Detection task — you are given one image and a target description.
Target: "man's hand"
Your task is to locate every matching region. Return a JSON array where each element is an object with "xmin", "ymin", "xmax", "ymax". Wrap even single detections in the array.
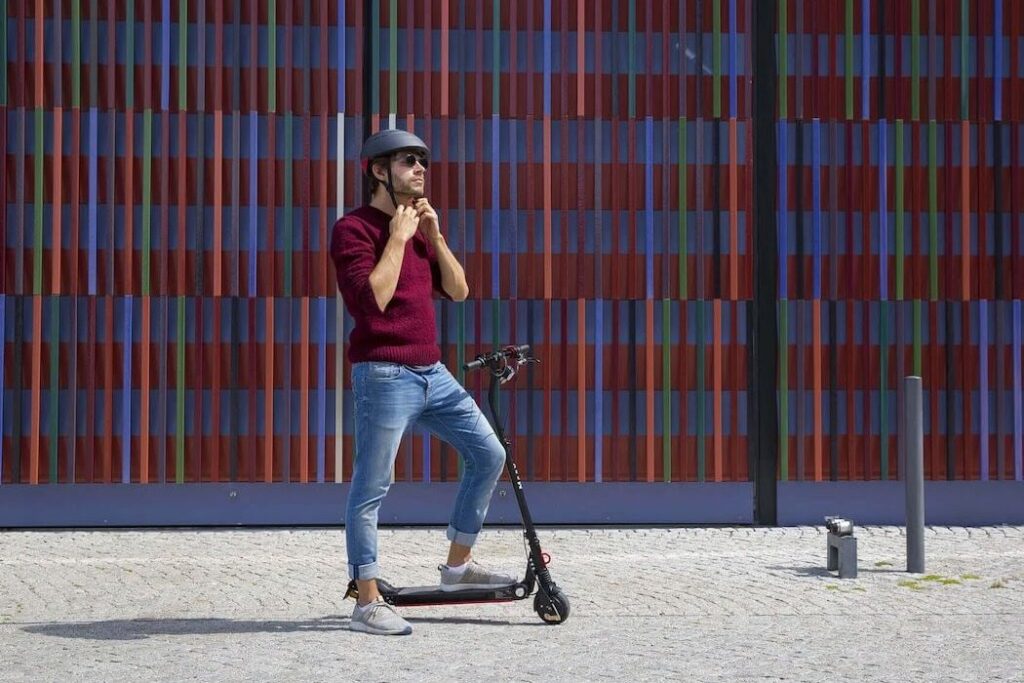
[
  {"xmin": 389, "ymin": 204, "xmax": 420, "ymax": 244},
  {"xmin": 414, "ymin": 198, "xmax": 442, "ymax": 242}
]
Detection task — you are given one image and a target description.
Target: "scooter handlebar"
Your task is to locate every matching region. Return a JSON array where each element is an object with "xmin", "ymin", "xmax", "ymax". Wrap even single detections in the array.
[{"xmin": 463, "ymin": 344, "xmax": 532, "ymax": 371}]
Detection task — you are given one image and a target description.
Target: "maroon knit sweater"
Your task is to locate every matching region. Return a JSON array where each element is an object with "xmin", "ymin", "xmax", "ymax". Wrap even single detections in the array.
[{"xmin": 330, "ymin": 205, "xmax": 449, "ymax": 365}]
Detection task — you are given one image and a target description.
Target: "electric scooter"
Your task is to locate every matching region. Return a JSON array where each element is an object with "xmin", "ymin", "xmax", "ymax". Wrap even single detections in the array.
[{"xmin": 344, "ymin": 344, "xmax": 570, "ymax": 625}]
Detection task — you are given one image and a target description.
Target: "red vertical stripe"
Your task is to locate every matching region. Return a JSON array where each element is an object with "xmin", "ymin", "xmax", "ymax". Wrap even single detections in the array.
[
  {"xmin": 300, "ymin": 298, "xmax": 310, "ymax": 483},
  {"xmin": 712, "ymin": 299, "xmax": 723, "ymax": 482},
  {"xmin": 577, "ymin": 298, "xmax": 586, "ymax": 482},
  {"xmin": 51, "ymin": 110, "xmax": 63, "ymax": 294},
  {"xmin": 264, "ymin": 301, "xmax": 275, "ymax": 482},
  {"xmin": 214, "ymin": 112, "xmax": 224, "ymax": 296},
  {"xmin": 729, "ymin": 118, "xmax": 738, "ymax": 300},
  {"xmin": 961, "ymin": 120, "xmax": 970, "ymax": 301},
  {"xmin": 103, "ymin": 298, "xmax": 113, "ymax": 482}
]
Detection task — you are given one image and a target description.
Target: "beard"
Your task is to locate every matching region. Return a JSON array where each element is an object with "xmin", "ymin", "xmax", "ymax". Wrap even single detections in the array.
[{"xmin": 391, "ymin": 175, "xmax": 425, "ymax": 200}]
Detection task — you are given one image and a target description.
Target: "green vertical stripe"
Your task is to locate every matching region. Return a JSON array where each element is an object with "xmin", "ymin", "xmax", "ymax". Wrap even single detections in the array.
[
  {"xmin": 268, "ymin": 0, "xmax": 277, "ymax": 112},
  {"xmin": 911, "ymin": 0, "xmax": 919, "ymax": 120},
  {"xmin": 662, "ymin": 299, "xmax": 671, "ymax": 482},
  {"xmin": 72, "ymin": 0, "xmax": 81, "ymax": 107},
  {"xmin": 179, "ymin": 0, "xmax": 188, "ymax": 109},
  {"xmin": 176, "ymin": 296, "xmax": 186, "ymax": 483},
  {"xmin": 125, "ymin": 1, "xmax": 134, "ymax": 108},
  {"xmin": 49, "ymin": 301, "xmax": 59, "ymax": 483},
  {"xmin": 779, "ymin": 301, "xmax": 789, "ymax": 480},
  {"xmin": 696, "ymin": 302, "xmax": 705, "ymax": 482},
  {"xmin": 492, "ymin": 1, "xmax": 500, "ymax": 112},
  {"xmin": 913, "ymin": 299, "xmax": 922, "ymax": 375},
  {"xmin": 283, "ymin": 114, "xmax": 293, "ymax": 296},
  {"xmin": 960, "ymin": 0, "xmax": 968, "ymax": 120},
  {"xmin": 389, "ymin": 0, "xmax": 397, "ymax": 115},
  {"xmin": 845, "ymin": 0, "xmax": 853, "ymax": 120},
  {"xmin": 0, "ymin": 1, "xmax": 7, "ymax": 105},
  {"xmin": 880, "ymin": 301, "xmax": 889, "ymax": 480},
  {"xmin": 628, "ymin": 0, "xmax": 635, "ymax": 118},
  {"xmin": 895, "ymin": 120, "xmax": 905, "ymax": 299},
  {"xmin": 142, "ymin": 110, "xmax": 153, "ymax": 295},
  {"xmin": 34, "ymin": 108, "xmax": 44, "ymax": 294},
  {"xmin": 679, "ymin": 118, "xmax": 687, "ymax": 298},
  {"xmin": 713, "ymin": 0, "xmax": 721, "ymax": 118},
  {"xmin": 928, "ymin": 120, "xmax": 938, "ymax": 300},
  {"xmin": 371, "ymin": 0, "xmax": 379, "ymax": 115},
  {"xmin": 778, "ymin": 0, "xmax": 787, "ymax": 119}
]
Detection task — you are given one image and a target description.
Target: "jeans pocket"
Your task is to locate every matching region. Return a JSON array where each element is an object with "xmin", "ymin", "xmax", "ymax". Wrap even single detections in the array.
[{"xmin": 365, "ymin": 362, "xmax": 403, "ymax": 380}]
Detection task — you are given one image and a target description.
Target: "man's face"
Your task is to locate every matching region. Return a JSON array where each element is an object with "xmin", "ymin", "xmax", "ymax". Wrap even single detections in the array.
[{"xmin": 375, "ymin": 150, "xmax": 427, "ymax": 198}]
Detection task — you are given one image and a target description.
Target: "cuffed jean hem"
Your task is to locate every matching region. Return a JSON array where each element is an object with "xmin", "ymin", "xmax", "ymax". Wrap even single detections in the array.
[
  {"xmin": 348, "ymin": 561, "xmax": 381, "ymax": 581},
  {"xmin": 447, "ymin": 525, "xmax": 479, "ymax": 547}
]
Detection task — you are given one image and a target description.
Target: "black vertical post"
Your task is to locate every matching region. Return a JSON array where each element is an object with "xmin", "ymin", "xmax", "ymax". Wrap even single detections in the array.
[{"xmin": 751, "ymin": 0, "xmax": 779, "ymax": 525}]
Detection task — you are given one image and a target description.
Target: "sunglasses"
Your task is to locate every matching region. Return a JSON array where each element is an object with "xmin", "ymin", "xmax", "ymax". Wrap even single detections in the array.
[{"xmin": 395, "ymin": 152, "xmax": 429, "ymax": 169}]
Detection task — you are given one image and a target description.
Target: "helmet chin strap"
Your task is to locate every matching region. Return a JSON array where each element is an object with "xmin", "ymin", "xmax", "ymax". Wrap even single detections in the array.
[{"xmin": 385, "ymin": 165, "xmax": 400, "ymax": 208}]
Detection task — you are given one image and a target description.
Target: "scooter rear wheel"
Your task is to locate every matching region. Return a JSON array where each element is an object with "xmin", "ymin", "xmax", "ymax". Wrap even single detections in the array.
[{"xmin": 533, "ymin": 587, "xmax": 570, "ymax": 625}]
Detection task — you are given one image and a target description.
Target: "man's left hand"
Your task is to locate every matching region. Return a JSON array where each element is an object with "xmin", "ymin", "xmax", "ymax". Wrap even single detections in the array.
[{"xmin": 414, "ymin": 198, "xmax": 442, "ymax": 242}]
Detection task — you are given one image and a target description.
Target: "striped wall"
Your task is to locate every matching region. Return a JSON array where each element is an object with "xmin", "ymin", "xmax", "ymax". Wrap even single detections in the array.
[{"xmin": 0, "ymin": 1, "xmax": 1021, "ymax": 497}]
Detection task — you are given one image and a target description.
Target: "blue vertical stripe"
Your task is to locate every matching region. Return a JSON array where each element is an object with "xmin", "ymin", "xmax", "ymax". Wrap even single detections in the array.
[
  {"xmin": 879, "ymin": 119, "xmax": 888, "ymax": 300},
  {"xmin": 980, "ymin": 300, "xmax": 989, "ymax": 480},
  {"xmin": 248, "ymin": 113, "xmax": 258, "ymax": 297},
  {"xmin": 645, "ymin": 117, "xmax": 654, "ymax": 299},
  {"xmin": 88, "ymin": 109, "xmax": 98, "ymax": 295},
  {"xmin": 778, "ymin": 121, "xmax": 788, "ymax": 298},
  {"xmin": 316, "ymin": 297, "xmax": 326, "ymax": 483},
  {"xmin": 122, "ymin": 297, "xmax": 133, "ymax": 484},
  {"xmin": 812, "ymin": 118, "xmax": 822, "ymax": 299}
]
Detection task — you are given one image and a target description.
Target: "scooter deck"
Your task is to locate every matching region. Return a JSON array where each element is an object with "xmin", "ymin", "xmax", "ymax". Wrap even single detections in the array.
[{"xmin": 346, "ymin": 578, "xmax": 530, "ymax": 606}]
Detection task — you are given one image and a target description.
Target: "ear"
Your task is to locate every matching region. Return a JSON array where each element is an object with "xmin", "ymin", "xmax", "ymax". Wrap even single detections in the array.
[{"xmin": 371, "ymin": 158, "xmax": 390, "ymax": 183}]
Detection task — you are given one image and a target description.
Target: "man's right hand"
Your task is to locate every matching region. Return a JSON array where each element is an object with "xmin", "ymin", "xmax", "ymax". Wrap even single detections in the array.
[{"xmin": 389, "ymin": 205, "xmax": 420, "ymax": 244}]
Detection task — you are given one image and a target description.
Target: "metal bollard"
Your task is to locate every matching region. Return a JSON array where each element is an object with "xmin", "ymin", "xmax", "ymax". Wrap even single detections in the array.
[
  {"xmin": 825, "ymin": 517, "xmax": 857, "ymax": 579},
  {"xmin": 904, "ymin": 376, "xmax": 925, "ymax": 573}
]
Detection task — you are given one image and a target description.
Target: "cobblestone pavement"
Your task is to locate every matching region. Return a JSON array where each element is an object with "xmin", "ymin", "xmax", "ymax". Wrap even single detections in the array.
[{"xmin": 1, "ymin": 525, "xmax": 1022, "ymax": 682}]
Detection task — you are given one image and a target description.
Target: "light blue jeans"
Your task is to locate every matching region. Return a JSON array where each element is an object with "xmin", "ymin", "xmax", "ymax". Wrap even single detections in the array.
[{"xmin": 346, "ymin": 361, "xmax": 507, "ymax": 580}]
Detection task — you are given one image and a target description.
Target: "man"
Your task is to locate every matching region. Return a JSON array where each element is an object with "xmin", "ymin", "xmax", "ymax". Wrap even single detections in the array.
[{"xmin": 330, "ymin": 129, "xmax": 515, "ymax": 636}]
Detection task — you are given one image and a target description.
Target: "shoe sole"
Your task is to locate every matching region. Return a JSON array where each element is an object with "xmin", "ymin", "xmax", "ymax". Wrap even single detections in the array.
[
  {"xmin": 439, "ymin": 582, "xmax": 516, "ymax": 592},
  {"xmin": 349, "ymin": 620, "xmax": 413, "ymax": 636}
]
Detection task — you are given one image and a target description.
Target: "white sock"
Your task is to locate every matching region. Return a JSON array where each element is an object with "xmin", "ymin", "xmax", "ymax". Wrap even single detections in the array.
[{"xmin": 444, "ymin": 562, "xmax": 470, "ymax": 575}]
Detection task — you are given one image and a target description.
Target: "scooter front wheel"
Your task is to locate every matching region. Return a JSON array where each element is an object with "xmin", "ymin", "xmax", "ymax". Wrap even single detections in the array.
[{"xmin": 533, "ymin": 587, "xmax": 570, "ymax": 625}]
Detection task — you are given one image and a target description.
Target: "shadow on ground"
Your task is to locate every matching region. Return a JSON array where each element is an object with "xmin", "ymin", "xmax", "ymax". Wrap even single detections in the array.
[{"xmin": 21, "ymin": 614, "xmax": 531, "ymax": 640}]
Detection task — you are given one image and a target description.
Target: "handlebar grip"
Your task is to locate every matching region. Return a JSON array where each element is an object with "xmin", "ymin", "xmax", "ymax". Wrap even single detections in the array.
[{"xmin": 462, "ymin": 344, "xmax": 532, "ymax": 371}]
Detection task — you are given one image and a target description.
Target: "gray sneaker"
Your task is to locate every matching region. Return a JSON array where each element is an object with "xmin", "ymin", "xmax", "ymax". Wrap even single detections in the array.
[
  {"xmin": 439, "ymin": 561, "xmax": 517, "ymax": 592},
  {"xmin": 349, "ymin": 599, "xmax": 413, "ymax": 636}
]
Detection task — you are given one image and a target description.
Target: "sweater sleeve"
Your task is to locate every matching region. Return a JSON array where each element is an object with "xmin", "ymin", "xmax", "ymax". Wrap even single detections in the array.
[
  {"xmin": 330, "ymin": 218, "xmax": 380, "ymax": 313},
  {"xmin": 428, "ymin": 243, "xmax": 454, "ymax": 301}
]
